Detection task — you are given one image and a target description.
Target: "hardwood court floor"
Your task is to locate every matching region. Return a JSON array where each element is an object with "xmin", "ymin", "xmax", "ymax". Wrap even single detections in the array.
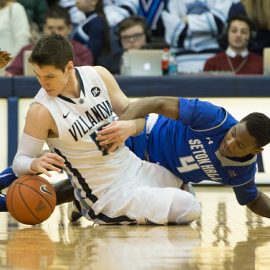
[{"xmin": 1, "ymin": 186, "xmax": 270, "ymax": 270}]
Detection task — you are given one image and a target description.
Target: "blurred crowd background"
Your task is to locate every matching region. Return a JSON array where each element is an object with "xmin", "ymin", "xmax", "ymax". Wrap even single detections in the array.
[{"xmin": 1, "ymin": 0, "xmax": 270, "ymax": 76}]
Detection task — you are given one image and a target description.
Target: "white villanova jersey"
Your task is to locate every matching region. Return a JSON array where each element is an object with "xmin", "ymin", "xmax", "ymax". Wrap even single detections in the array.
[{"xmin": 33, "ymin": 67, "xmax": 142, "ymax": 196}]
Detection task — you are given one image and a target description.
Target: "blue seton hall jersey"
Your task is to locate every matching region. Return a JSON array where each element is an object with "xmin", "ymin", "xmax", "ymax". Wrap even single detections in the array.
[{"xmin": 126, "ymin": 98, "xmax": 258, "ymax": 205}]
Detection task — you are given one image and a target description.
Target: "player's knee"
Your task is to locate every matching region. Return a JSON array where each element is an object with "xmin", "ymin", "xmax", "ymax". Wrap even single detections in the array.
[
  {"xmin": 168, "ymin": 191, "xmax": 201, "ymax": 224},
  {"xmin": 180, "ymin": 197, "xmax": 201, "ymax": 224}
]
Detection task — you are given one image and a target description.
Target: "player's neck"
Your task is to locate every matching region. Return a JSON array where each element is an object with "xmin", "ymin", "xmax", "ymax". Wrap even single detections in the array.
[{"xmin": 61, "ymin": 70, "xmax": 80, "ymax": 98}]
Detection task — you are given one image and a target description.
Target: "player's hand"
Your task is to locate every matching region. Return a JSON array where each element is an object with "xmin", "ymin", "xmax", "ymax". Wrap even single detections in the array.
[
  {"xmin": 97, "ymin": 120, "xmax": 136, "ymax": 152},
  {"xmin": 30, "ymin": 152, "xmax": 66, "ymax": 177},
  {"xmin": 0, "ymin": 50, "xmax": 12, "ymax": 69}
]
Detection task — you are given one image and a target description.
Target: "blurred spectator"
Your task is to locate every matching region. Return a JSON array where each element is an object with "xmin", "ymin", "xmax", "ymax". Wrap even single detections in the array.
[
  {"xmin": 103, "ymin": 0, "xmax": 138, "ymax": 27},
  {"xmin": 98, "ymin": 15, "xmax": 150, "ymax": 74},
  {"xmin": 241, "ymin": 0, "xmax": 270, "ymax": 56},
  {"xmin": 118, "ymin": 15, "xmax": 150, "ymax": 50},
  {"xmin": 161, "ymin": 0, "xmax": 246, "ymax": 73},
  {"xmin": 204, "ymin": 15, "xmax": 263, "ymax": 75},
  {"xmin": 103, "ymin": 1, "xmax": 167, "ymax": 50},
  {"xmin": 0, "ymin": 0, "xmax": 30, "ymax": 57},
  {"xmin": 58, "ymin": 0, "xmax": 86, "ymax": 29},
  {"xmin": 18, "ymin": 0, "xmax": 48, "ymax": 32},
  {"xmin": 72, "ymin": 0, "xmax": 110, "ymax": 64},
  {"xmin": 5, "ymin": 6, "xmax": 93, "ymax": 76},
  {"xmin": 138, "ymin": 0, "xmax": 167, "ymax": 46}
]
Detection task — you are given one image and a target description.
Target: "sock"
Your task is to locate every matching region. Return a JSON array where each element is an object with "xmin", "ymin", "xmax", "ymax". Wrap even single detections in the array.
[
  {"xmin": 0, "ymin": 194, "xmax": 7, "ymax": 212},
  {"xmin": 0, "ymin": 167, "xmax": 17, "ymax": 191}
]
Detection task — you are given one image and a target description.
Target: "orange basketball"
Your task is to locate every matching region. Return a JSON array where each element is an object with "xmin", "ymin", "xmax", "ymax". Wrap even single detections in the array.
[{"xmin": 6, "ymin": 175, "xmax": 57, "ymax": 225}]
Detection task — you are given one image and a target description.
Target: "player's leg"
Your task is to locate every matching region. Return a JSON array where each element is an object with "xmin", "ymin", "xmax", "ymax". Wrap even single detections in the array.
[
  {"xmin": 53, "ymin": 179, "xmax": 75, "ymax": 205},
  {"xmin": 168, "ymin": 188, "xmax": 200, "ymax": 224},
  {"xmin": 75, "ymin": 162, "xmax": 200, "ymax": 225},
  {"xmin": 53, "ymin": 178, "xmax": 82, "ymax": 221},
  {"xmin": 0, "ymin": 167, "xmax": 17, "ymax": 212},
  {"xmin": 80, "ymin": 185, "xmax": 200, "ymax": 225},
  {"xmin": 0, "ymin": 167, "xmax": 17, "ymax": 191}
]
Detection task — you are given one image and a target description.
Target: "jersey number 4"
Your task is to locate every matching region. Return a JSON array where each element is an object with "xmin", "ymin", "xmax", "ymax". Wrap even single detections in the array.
[{"xmin": 177, "ymin": 156, "xmax": 199, "ymax": 173}]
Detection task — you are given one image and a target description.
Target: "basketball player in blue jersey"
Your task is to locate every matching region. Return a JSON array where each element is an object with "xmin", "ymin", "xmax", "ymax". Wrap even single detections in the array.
[
  {"xmin": 1, "ymin": 34, "xmax": 201, "ymax": 225},
  {"xmin": 96, "ymin": 96, "xmax": 270, "ymax": 219}
]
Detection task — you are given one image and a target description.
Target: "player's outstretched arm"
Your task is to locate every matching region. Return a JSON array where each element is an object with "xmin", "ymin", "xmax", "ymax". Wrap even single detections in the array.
[
  {"xmin": 120, "ymin": 96, "xmax": 180, "ymax": 120},
  {"xmin": 247, "ymin": 191, "xmax": 270, "ymax": 218},
  {"xmin": 13, "ymin": 103, "xmax": 65, "ymax": 177}
]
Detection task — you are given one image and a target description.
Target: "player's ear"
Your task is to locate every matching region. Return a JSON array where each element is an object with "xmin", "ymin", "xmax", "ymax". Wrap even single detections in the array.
[
  {"xmin": 252, "ymin": 147, "xmax": 263, "ymax": 155},
  {"xmin": 65, "ymin": 61, "xmax": 74, "ymax": 72}
]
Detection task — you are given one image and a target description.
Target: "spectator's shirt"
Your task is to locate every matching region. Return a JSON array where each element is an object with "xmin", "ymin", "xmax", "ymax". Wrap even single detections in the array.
[
  {"xmin": 126, "ymin": 97, "xmax": 258, "ymax": 205},
  {"xmin": 5, "ymin": 40, "xmax": 93, "ymax": 76},
  {"xmin": 72, "ymin": 11, "xmax": 107, "ymax": 63},
  {"xmin": 160, "ymin": 0, "xmax": 246, "ymax": 72},
  {"xmin": 204, "ymin": 50, "xmax": 263, "ymax": 75}
]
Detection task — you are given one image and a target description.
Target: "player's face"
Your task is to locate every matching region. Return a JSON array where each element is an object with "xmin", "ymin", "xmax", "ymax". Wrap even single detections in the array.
[
  {"xmin": 228, "ymin": 20, "xmax": 250, "ymax": 52},
  {"xmin": 219, "ymin": 122, "xmax": 261, "ymax": 158},
  {"xmin": 33, "ymin": 62, "xmax": 73, "ymax": 97}
]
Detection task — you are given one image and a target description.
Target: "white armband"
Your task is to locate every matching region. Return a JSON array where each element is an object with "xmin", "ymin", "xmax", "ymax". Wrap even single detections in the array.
[{"xmin": 12, "ymin": 133, "xmax": 45, "ymax": 177}]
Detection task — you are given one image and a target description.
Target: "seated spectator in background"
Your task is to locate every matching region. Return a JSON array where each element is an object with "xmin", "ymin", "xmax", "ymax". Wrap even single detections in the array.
[
  {"xmin": 241, "ymin": 0, "xmax": 270, "ymax": 56},
  {"xmin": 72, "ymin": 0, "xmax": 110, "ymax": 64},
  {"xmin": 103, "ymin": 1, "xmax": 167, "ymax": 51},
  {"xmin": 161, "ymin": 0, "xmax": 246, "ymax": 73},
  {"xmin": 0, "ymin": 0, "xmax": 30, "ymax": 75},
  {"xmin": 58, "ymin": 0, "xmax": 86, "ymax": 30},
  {"xmin": 5, "ymin": 6, "xmax": 93, "ymax": 76},
  {"xmin": 118, "ymin": 15, "xmax": 149, "ymax": 51},
  {"xmin": 0, "ymin": 51, "xmax": 12, "ymax": 69},
  {"xmin": 18, "ymin": 0, "xmax": 48, "ymax": 32},
  {"xmin": 98, "ymin": 15, "xmax": 150, "ymax": 74},
  {"xmin": 137, "ymin": 0, "xmax": 167, "ymax": 47},
  {"xmin": 103, "ymin": 0, "xmax": 138, "ymax": 28},
  {"xmin": 204, "ymin": 15, "xmax": 263, "ymax": 75}
]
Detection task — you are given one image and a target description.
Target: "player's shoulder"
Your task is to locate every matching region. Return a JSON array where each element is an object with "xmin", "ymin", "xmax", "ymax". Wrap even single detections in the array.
[{"xmin": 28, "ymin": 102, "xmax": 51, "ymax": 119}]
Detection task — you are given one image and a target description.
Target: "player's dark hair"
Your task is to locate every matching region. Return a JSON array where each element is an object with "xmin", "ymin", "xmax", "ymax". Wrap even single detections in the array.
[
  {"xmin": 240, "ymin": 112, "xmax": 270, "ymax": 147},
  {"xmin": 29, "ymin": 33, "xmax": 74, "ymax": 72}
]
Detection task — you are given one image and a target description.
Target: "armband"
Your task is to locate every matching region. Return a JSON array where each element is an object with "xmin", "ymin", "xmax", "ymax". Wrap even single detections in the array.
[{"xmin": 12, "ymin": 133, "xmax": 45, "ymax": 176}]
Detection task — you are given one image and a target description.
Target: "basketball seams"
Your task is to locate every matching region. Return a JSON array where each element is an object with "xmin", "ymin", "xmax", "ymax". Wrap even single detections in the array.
[
  {"xmin": 18, "ymin": 183, "xmax": 42, "ymax": 223},
  {"xmin": 6, "ymin": 175, "xmax": 57, "ymax": 225},
  {"xmin": 20, "ymin": 181, "xmax": 56, "ymax": 212},
  {"xmin": 7, "ymin": 182, "xmax": 18, "ymax": 220}
]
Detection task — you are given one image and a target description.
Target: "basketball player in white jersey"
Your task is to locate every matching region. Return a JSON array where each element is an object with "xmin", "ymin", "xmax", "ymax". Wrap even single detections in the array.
[{"xmin": 11, "ymin": 34, "xmax": 200, "ymax": 225}]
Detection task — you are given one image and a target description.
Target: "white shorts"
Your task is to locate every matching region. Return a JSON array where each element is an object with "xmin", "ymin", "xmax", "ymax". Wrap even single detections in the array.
[{"xmin": 74, "ymin": 161, "xmax": 198, "ymax": 225}]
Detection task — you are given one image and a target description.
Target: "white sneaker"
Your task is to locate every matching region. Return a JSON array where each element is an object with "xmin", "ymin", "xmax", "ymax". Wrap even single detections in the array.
[
  {"xmin": 67, "ymin": 201, "xmax": 82, "ymax": 222},
  {"xmin": 181, "ymin": 183, "xmax": 196, "ymax": 197}
]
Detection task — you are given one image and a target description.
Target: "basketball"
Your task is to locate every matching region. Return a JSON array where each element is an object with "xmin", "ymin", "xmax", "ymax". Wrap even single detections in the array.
[{"xmin": 6, "ymin": 175, "xmax": 57, "ymax": 225}]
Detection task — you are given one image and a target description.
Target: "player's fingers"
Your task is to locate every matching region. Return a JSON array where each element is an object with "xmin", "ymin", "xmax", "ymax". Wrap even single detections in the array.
[
  {"xmin": 35, "ymin": 166, "xmax": 52, "ymax": 177},
  {"xmin": 43, "ymin": 154, "xmax": 65, "ymax": 167},
  {"xmin": 107, "ymin": 143, "xmax": 119, "ymax": 153}
]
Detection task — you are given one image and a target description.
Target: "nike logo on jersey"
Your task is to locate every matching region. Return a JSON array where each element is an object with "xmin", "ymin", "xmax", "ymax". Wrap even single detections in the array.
[
  {"xmin": 206, "ymin": 137, "xmax": 213, "ymax": 144},
  {"xmin": 63, "ymin": 112, "xmax": 70, "ymax": 118},
  {"xmin": 91, "ymin": 87, "xmax": 101, "ymax": 97},
  {"xmin": 40, "ymin": 185, "xmax": 53, "ymax": 196}
]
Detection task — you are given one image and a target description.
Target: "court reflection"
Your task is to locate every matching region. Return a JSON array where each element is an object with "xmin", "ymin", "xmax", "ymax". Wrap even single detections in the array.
[
  {"xmin": 66, "ymin": 224, "xmax": 201, "ymax": 270},
  {"xmin": 190, "ymin": 187, "xmax": 270, "ymax": 270},
  {"xmin": 3, "ymin": 228, "xmax": 55, "ymax": 269}
]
